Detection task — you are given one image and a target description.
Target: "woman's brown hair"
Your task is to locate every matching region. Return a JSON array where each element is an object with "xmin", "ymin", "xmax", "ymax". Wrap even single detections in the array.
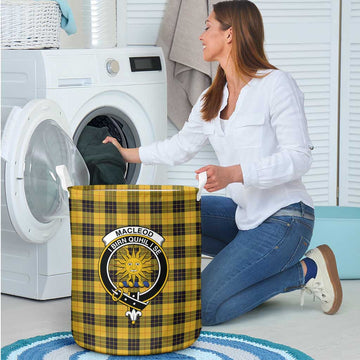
[{"xmin": 201, "ymin": 0, "xmax": 277, "ymax": 121}]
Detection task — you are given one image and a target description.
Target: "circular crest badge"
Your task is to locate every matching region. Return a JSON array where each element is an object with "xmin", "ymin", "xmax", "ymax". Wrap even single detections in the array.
[{"xmin": 99, "ymin": 226, "xmax": 169, "ymax": 323}]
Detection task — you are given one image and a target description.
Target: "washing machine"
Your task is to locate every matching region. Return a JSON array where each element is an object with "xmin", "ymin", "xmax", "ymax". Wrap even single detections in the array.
[{"xmin": 1, "ymin": 47, "xmax": 167, "ymax": 300}]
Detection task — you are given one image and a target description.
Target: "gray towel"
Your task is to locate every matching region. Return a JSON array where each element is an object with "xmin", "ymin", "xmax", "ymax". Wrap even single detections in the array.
[{"xmin": 157, "ymin": 0, "xmax": 218, "ymax": 130}]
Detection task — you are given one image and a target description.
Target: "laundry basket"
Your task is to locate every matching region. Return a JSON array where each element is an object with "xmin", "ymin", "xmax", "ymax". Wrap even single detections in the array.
[
  {"xmin": 1, "ymin": 0, "xmax": 61, "ymax": 49},
  {"xmin": 68, "ymin": 184, "xmax": 202, "ymax": 355}
]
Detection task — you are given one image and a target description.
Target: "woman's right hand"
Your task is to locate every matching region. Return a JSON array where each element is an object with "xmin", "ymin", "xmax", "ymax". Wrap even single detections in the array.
[
  {"xmin": 103, "ymin": 136, "xmax": 122, "ymax": 152},
  {"xmin": 102, "ymin": 136, "xmax": 141, "ymax": 163}
]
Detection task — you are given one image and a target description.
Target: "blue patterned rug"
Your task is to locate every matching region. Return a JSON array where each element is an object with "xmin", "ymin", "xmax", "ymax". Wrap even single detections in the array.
[{"xmin": 1, "ymin": 331, "xmax": 314, "ymax": 360}]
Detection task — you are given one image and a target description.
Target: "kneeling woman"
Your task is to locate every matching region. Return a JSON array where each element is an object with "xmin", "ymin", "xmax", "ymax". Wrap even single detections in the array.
[{"xmin": 103, "ymin": 0, "xmax": 342, "ymax": 325}]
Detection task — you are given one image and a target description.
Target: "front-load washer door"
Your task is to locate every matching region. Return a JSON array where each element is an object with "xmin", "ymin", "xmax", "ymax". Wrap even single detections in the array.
[{"xmin": 2, "ymin": 99, "xmax": 89, "ymax": 244}]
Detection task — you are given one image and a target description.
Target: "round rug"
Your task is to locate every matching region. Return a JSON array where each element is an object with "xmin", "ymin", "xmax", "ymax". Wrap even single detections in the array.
[{"xmin": 1, "ymin": 331, "xmax": 314, "ymax": 360}]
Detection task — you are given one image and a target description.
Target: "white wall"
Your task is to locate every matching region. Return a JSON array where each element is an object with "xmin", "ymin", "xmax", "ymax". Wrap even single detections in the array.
[
  {"xmin": 59, "ymin": 0, "xmax": 85, "ymax": 48},
  {"xmin": 59, "ymin": 0, "xmax": 166, "ymax": 48},
  {"xmin": 339, "ymin": 0, "xmax": 360, "ymax": 206}
]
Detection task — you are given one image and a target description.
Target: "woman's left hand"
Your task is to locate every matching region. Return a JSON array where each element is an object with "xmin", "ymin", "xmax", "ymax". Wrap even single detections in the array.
[{"xmin": 195, "ymin": 164, "xmax": 243, "ymax": 192}]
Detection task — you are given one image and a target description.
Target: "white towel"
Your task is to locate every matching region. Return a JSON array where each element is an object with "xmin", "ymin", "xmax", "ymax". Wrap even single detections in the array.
[{"xmin": 157, "ymin": 0, "xmax": 218, "ymax": 130}]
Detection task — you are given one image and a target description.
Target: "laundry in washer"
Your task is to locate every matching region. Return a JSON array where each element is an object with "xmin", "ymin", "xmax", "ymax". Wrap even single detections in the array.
[{"xmin": 77, "ymin": 125, "xmax": 126, "ymax": 185}]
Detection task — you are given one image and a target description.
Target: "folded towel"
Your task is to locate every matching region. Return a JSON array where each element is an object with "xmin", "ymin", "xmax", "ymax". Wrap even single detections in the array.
[{"xmin": 35, "ymin": 0, "xmax": 77, "ymax": 35}]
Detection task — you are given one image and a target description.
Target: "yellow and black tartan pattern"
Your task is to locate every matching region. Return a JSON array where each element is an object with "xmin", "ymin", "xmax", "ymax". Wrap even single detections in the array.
[{"xmin": 68, "ymin": 185, "xmax": 202, "ymax": 356}]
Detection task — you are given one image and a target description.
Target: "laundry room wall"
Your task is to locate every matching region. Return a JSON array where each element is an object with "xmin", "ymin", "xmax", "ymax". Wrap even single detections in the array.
[
  {"xmin": 60, "ymin": 0, "xmax": 360, "ymax": 207},
  {"xmin": 59, "ymin": 0, "xmax": 84, "ymax": 48},
  {"xmin": 59, "ymin": 0, "xmax": 167, "ymax": 48}
]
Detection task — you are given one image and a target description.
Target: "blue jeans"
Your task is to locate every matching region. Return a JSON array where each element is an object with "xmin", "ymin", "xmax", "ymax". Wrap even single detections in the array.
[{"xmin": 201, "ymin": 196, "xmax": 314, "ymax": 325}]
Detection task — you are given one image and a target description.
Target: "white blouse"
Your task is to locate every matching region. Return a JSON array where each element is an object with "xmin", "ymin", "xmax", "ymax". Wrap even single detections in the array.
[{"xmin": 139, "ymin": 69, "xmax": 314, "ymax": 230}]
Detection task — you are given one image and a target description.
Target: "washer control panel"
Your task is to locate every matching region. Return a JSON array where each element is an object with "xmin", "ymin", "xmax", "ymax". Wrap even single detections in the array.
[
  {"xmin": 106, "ymin": 59, "xmax": 120, "ymax": 76},
  {"xmin": 129, "ymin": 56, "xmax": 162, "ymax": 72}
]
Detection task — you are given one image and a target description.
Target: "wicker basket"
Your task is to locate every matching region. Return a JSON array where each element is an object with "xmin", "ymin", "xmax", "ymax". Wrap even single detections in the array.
[{"xmin": 1, "ymin": 0, "xmax": 61, "ymax": 49}]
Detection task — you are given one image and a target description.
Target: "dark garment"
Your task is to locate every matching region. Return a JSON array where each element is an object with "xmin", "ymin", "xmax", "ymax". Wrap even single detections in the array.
[{"xmin": 77, "ymin": 126, "xmax": 126, "ymax": 185}]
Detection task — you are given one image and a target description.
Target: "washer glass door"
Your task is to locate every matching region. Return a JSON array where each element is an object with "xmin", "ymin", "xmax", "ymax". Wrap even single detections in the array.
[
  {"xmin": 24, "ymin": 120, "xmax": 89, "ymax": 223},
  {"xmin": 2, "ymin": 99, "xmax": 89, "ymax": 243}
]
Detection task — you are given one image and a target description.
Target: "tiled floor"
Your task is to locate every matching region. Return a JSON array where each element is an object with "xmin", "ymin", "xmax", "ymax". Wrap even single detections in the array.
[{"xmin": 1, "ymin": 277, "xmax": 359, "ymax": 359}]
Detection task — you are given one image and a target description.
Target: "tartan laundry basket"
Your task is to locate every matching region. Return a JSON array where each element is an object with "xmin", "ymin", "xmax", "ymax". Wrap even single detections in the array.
[{"xmin": 68, "ymin": 184, "xmax": 202, "ymax": 355}]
